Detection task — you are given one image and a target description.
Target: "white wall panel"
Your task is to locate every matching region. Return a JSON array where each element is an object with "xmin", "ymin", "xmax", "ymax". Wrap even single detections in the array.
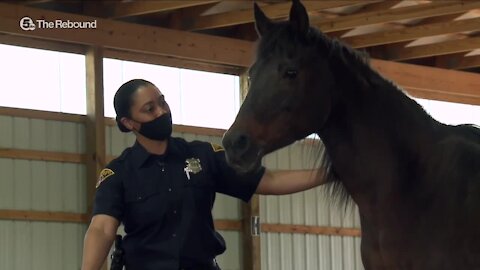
[
  {"xmin": 46, "ymin": 120, "xmax": 63, "ymax": 152},
  {"xmin": 0, "ymin": 115, "xmax": 87, "ymax": 270},
  {"xmin": 0, "ymin": 220, "xmax": 86, "ymax": 270},
  {"xmin": 216, "ymin": 230, "xmax": 242, "ymax": 270},
  {"xmin": 260, "ymin": 141, "xmax": 364, "ymax": 270},
  {"xmin": 0, "ymin": 220, "xmax": 15, "ymax": 269},
  {"xmin": 0, "ymin": 115, "xmax": 13, "ymax": 147},
  {"xmin": 0, "ymin": 116, "xmax": 84, "ymax": 153}
]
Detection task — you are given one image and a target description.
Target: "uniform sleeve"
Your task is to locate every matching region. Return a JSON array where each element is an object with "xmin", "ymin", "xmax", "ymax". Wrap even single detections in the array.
[
  {"xmin": 209, "ymin": 143, "xmax": 266, "ymax": 202},
  {"xmin": 92, "ymin": 165, "xmax": 124, "ymax": 221}
]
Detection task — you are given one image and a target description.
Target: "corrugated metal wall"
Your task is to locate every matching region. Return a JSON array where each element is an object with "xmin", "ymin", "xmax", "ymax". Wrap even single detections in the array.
[
  {"xmin": 0, "ymin": 115, "xmax": 87, "ymax": 270},
  {"xmin": 0, "ymin": 115, "xmax": 364, "ymax": 270},
  {"xmin": 260, "ymin": 141, "xmax": 364, "ymax": 270}
]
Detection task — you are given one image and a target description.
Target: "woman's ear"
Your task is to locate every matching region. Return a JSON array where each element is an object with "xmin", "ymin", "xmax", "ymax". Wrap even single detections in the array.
[{"xmin": 120, "ymin": 117, "xmax": 135, "ymax": 131}]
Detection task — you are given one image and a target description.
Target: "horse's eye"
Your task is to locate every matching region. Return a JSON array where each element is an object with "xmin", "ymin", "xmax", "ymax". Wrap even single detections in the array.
[{"xmin": 284, "ymin": 69, "xmax": 298, "ymax": 79}]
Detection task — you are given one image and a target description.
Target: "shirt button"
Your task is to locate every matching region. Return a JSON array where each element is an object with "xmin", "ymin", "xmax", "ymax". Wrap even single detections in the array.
[
  {"xmin": 173, "ymin": 210, "xmax": 177, "ymax": 214},
  {"xmin": 172, "ymin": 233, "xmax": 176, "ymax": 237},
  {"xmin": 168, "ymin": 188, "xmax": 172, "ymax": 192}
]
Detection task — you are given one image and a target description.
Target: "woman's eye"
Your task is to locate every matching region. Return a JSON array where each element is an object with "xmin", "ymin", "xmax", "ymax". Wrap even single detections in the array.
[{"xmin": 284, "ymin": 69, "xmax": 298, "ymax": 79}]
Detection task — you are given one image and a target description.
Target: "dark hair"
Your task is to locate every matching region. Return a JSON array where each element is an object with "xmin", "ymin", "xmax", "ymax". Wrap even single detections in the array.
[{"xmin": 114, "ymin": 79, "xmax": 154, "ymax": 132}]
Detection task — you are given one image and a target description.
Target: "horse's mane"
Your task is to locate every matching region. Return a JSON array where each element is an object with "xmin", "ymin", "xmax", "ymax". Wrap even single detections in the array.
[{"xmin": 307, "ymin": 27, "xmax": 443, "ymax": 211}]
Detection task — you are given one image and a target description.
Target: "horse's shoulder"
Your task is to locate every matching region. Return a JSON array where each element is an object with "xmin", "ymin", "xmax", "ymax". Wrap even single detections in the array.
[
  {"xmin": 454, "ymin": 124, "xmax": 480, "ymax": 137},
  {"xmin": 427, "ymin": 125, "xmax": 480, "ymax": 174},
  {"xmin": 437, "ymin": 124, "xmax": 480, "ymax": 148}
]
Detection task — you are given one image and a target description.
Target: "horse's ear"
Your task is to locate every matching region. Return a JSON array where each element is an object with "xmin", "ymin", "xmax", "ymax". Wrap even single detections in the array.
[
  {"xmin": 254, "ymin": 2, "xmax": 273, "ymax": 37},
  {"xmin": 289, "ymin": 0, "xmax": 309, "ymax": 36}
]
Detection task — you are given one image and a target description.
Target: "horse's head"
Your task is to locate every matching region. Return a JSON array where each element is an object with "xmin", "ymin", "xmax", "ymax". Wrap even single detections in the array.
[{"xmin": 223, "ymin": 0, "xmax": 335, "ymax": 173}]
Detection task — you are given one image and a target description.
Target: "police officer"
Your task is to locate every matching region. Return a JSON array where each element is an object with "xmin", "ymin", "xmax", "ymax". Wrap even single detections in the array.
[{"xmin": 81, "ymin": 79, "xmax": 326, "ymax": 270}]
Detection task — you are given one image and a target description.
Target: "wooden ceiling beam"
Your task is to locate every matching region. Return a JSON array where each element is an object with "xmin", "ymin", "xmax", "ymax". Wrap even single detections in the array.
[
  {"xmin": 0, "ymin": 33, "xmax": 86, "ymax": 54},
  {"xmin": 0, "ymin": 2, "xmax": 253, "ymax": 66},
  {"xmin": 371, "ymin": 59, "xmax": 480, "ymax": 105},
  {"xmin": 106, "ymin": 1, "xmax": 220, "ymax": 19},
  {"xmin": 1, "ymin": 1, "xmax": 479, "ymax": 105},
  {"xmin": 414, "ymin": 12, "xmax": 466, "ymax": 25},
  {"xmin": 353, "ymin": 0, "xmax": 403, "ymax": 13},
  {"xmin": 342, "ymin": 17, "xmax": 480, "ymax": 48},
  {"xmin": 183, "ymin": 0, "xmax": 379, "ymax": 31},
  {"xmin": 383, "ymin": 36, "xmax": 480, "ymax": 61},
  {"xmin": 25, "ymin": 0, "xmax": 56, "ymax": 4},
  {"xmin": 315, "ymin": 1, "xmax": 480, "ymax": 33},
  {"xmin": 5, "ymin": 0, "xmax": 56, "ymax": 4},
  {"xmin": 435, "ymin": 53, "xmax": 480, "ymax": 70},
  {"xmin": 168, "ymin": 2, "xmax": 225, "ymax": 30}
]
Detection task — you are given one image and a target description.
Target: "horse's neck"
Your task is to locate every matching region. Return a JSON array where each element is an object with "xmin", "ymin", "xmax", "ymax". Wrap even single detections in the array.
[{"xmin": 319, "ymin": 66, "xmax": 440, "ymax": 204}]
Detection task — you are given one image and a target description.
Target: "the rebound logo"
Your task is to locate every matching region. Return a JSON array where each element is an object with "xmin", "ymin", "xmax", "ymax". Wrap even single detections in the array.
[{"xmin": 20, "ymin": 17, "xmax": 97, "ymax": 31}]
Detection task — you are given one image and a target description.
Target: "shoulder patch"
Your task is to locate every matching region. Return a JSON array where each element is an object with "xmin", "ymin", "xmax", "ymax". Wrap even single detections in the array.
[
  {"xmin": 96, "ymin": 168, "xmax": 115, "ymax": 188},
  {"xmin": 210, "ymin": 143, "xmax": 224, "ymax": 152}
]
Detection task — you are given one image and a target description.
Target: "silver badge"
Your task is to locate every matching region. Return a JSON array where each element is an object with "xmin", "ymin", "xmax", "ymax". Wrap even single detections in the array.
[{"xmin": 184, "ymin": 158, "xmax": 202, "ymax": 180}]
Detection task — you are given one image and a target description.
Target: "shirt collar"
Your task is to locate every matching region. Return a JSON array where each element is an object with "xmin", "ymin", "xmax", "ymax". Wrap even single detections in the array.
[{"xmin": 131, "ymin": 137, "xmax": 186, "ymax": 168}]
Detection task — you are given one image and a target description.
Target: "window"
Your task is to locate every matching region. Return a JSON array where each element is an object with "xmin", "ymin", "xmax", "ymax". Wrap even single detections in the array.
[
  {"xmin": 179, "ymin": 69, "xmax": 240, "ymax": 129},
  {"xmin": 103, "ymin": 58, "xmax": 240, "ymax": 129},
  {"xmin": 0, "ymin": 44, "xmax": 86, "ymax": 114},
  {"xmin": 306, "ymin": 97, "xmax": 480, "ymax": 140},
  {"xmin": 415, "ymin": 98, "xmax": 480, "ymax": 126}
]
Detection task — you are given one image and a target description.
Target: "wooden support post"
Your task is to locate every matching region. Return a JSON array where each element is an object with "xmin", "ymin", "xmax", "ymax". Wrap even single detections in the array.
[
  {"xmin": 85, "ymin": 46, "xmax": 106, "ymax": 216},
  {"xmin": 241, "ymin": 196, "xmax": 261, "ymax": 270},
  {"xmin": 239, "ymin": 71, "xmax": 261, "ymax": 270},
  {"xmin": 85, "ymin": 45, "xmax": 107, "ymax": 269}
]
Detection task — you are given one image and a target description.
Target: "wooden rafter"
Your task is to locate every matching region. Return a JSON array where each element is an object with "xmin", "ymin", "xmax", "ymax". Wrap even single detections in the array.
[
  {"xmin": 384, "ymin": 36, "xmax": 480, "ymax": 61},
  {"xmin": 24, "ymin": 0, "xmax": 55, "ymax": 4},
  {"xmin": 107, "ymin": 1, "xmax": 220, "ymax": 19},
  {"xmin": 354, "ymin": 0, "xmax": 403, "ymax": 13},
  {"xmin": 315, "ymin": 1, "xmax": 480, "ymax": 33},
  {"xmin": 182, "ymin": 0, "xmax": 379, "ymax": 31},
  {"xmin": 0, "ymin": 2, "xmax": 253, "ymax": 66},
  {"xmin": 322, "ymin": 0, "xmax": 403, "ymax": 38},
  {"xmin": 342, "ymin": 17, "xmax": 480, "ymax": 48},
  {"xmin": 415, "ymin": 12, "xmax": 467, "ymax": 25},
  {"xmin": 435, "ymin": 53, "xmax": 480, "ymax": 70},
  {"xmin": 168, "ymin": 2, "xmax": 223, "ymax": 29},
  {"xmin": 371, "ymin": 59, "xmax": 480, "ymax": 105}
]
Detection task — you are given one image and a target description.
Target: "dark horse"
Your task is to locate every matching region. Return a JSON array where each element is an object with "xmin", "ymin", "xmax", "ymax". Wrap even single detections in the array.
[{"xmin": 222, "ymin": 0, "xmax": 480, "ymax": 269}]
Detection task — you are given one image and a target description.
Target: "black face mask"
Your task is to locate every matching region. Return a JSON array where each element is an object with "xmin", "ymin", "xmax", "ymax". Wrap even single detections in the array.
[{"xmin": 136, "ymin": 113, "xmax": 172, "ymax": 141}]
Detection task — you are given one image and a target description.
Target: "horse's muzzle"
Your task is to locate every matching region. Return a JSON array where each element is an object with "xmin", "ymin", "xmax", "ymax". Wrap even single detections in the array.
[{"xmin": 222, "ymin": 130, "xmax": 262, "ymax": 173}]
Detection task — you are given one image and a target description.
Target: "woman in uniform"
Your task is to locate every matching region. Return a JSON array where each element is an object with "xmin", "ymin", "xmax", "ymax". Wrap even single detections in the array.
[{"xmin": 81, "ymin": 79, "xmax": 327, "ymax": 270}]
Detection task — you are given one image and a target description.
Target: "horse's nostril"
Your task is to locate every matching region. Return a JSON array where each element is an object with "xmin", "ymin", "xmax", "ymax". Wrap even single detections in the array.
[
  {"xmin": 234, "ymin": 134, "xmax": 249, "ymax": 150},
  {"xmin": 223, "ymin": 131, "xmax": 252, "ymax": 161},
  {"xmin": 225, "ymin": 132, "xmax": 251, "ymax": 158}
]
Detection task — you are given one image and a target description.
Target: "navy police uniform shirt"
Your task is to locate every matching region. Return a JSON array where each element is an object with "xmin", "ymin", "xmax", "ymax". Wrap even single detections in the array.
[{"xmin": 93, "ymin": 137, "xmax": 265, "ymax": 270}]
